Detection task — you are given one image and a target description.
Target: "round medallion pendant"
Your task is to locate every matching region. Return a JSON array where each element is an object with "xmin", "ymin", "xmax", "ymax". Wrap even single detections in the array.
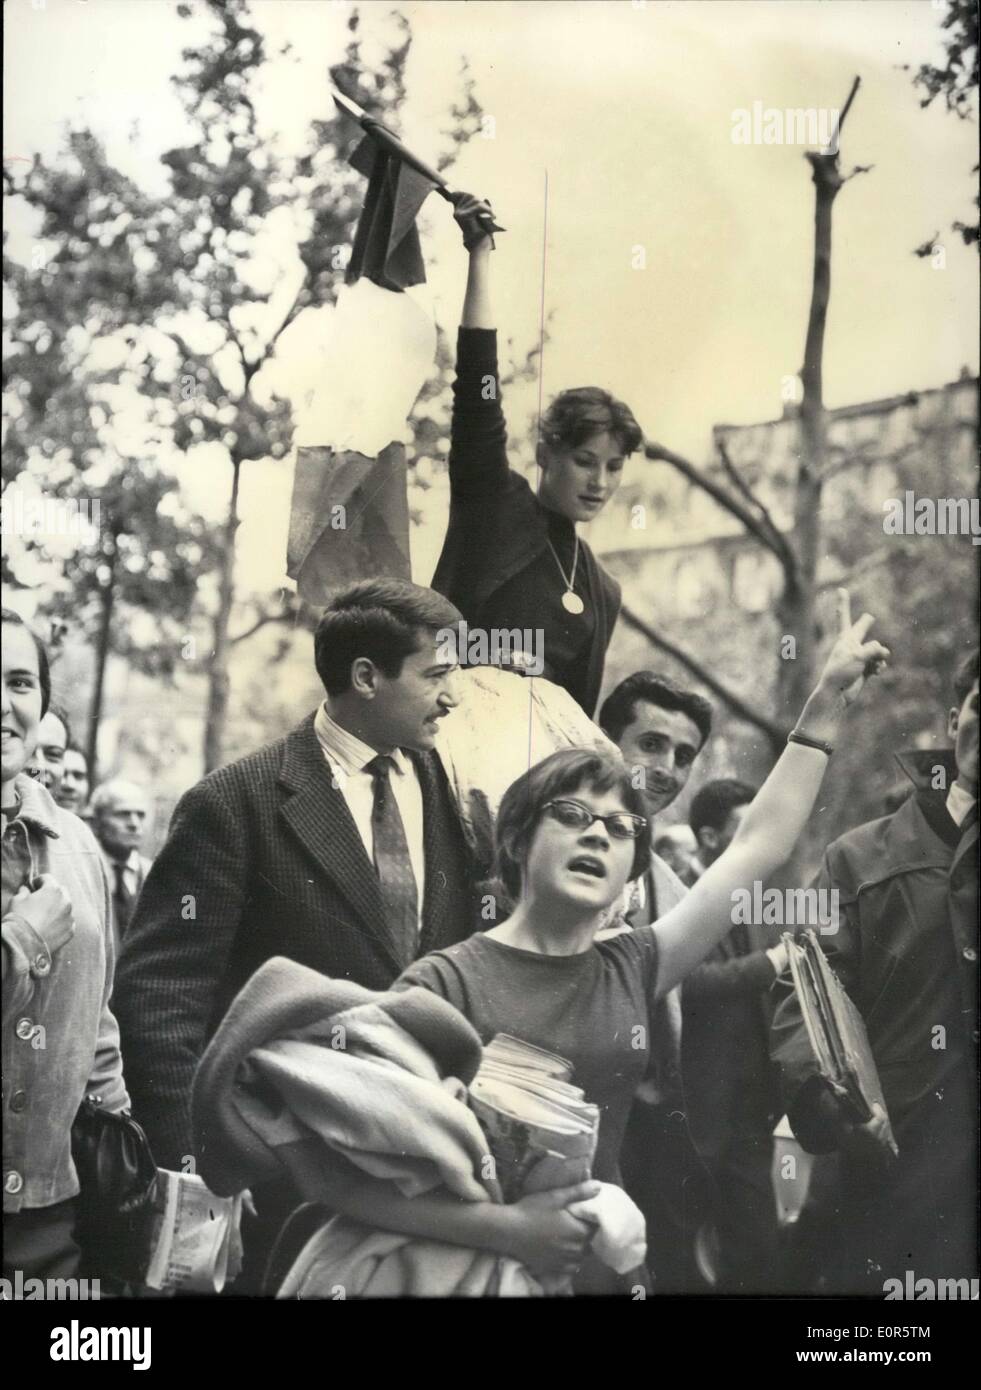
[{"xmin": 561, "ymin": 590, "xmax": 585, "ymax": 616}]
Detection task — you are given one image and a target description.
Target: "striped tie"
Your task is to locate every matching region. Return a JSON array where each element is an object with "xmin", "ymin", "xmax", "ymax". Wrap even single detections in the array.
[{"xmin": 366, "ymin": 755, "xmax": 418, "ymax": 966}]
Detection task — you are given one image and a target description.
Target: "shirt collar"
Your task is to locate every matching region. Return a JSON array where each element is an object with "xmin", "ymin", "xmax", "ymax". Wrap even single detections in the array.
[
  {"xmin": 101, "ymin": 844, "xmax": 139, "ymax": 871},
  {"xmin": 3, "ymin": 773, "xmax": 61, "ymax": 839},
  {"xmin": 313, "ymin": 703, "xmax": 411, "ymax": 779},
  {"xmin": 946, "ymin": 780, "xmax": 977, "ymax": 828}
]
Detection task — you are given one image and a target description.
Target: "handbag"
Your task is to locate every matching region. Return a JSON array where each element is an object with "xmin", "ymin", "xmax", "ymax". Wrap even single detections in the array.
[{"xmin": 70, "ymin": 1096, "xmax": 160, "ymax": 1284}]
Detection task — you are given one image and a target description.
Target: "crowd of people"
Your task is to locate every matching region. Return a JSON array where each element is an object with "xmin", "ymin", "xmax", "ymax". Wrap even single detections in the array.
[{"xmin": 2, "ymin": 197, "xmax": 977, "ymax": 1299}]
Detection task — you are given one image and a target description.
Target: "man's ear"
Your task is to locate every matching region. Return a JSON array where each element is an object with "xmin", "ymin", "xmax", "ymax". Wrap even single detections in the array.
[
  {"xmin": 349, "ymin": 657, "xmax": 378, "ymax": 699},
  {"xmin": 947, "ymin": 705, "xmax": 959, "ymax": 741}
]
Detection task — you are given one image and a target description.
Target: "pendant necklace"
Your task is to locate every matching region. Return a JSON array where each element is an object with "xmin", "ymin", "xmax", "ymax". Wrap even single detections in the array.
[{"xmin": 547, "ymin": 536, "xmax": 585, "ymax": 616}]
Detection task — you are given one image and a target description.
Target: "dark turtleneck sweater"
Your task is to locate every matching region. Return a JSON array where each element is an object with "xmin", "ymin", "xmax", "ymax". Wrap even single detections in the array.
[{"xmin": 431, "ymin": 327, "xmax": 617, "ymax": 717}]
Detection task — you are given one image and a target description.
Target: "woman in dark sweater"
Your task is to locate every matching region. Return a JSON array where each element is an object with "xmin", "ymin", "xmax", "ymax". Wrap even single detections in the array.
[{"xmin": 431, "ymin": 197, "xmax": 643, "ymax": 718}]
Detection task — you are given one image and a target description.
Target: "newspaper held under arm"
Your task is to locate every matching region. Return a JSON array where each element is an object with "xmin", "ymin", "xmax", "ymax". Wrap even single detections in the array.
[{"xmin": 783, "ymin": 930, "xmax": 899, "ymax": 1156}]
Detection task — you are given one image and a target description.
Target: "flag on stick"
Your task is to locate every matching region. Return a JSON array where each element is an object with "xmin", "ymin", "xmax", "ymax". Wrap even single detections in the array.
[{"xmin": 284, "ymin": 93, "xmax": 502, "ymax": 606}]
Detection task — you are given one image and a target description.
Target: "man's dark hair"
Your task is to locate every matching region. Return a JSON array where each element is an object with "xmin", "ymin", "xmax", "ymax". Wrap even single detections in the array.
[
  {"xmin": 689, "ymin": 778, "xmax": 756, "ymax": 838},
  {"xmin": 599, "ymin": 671, "xmax": 713, "ymax": 748},
  {"xmin": 953, "ymin": 647, "xmax": 979, "ymax": 708},
  {"xmin": 313, "ymin": 578, "xmax": 463, "ymax": 696},
  {"xmin": 542, "ymin": 386, "xmax": 644, "ymax": 458},
  {"xmin": 1, "ymin": 607, "xmax": 51, "ymax": 715},
  {"xmin": 494, "ymin": 747, "xmax": 651, "ymax": 902}
]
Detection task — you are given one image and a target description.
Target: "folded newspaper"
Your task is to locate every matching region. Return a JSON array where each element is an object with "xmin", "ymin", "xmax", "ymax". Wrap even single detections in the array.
[
  {"xmin": 783, "ymin": 930, "xmax": 899, "ymax": 1156},
  {"xmin": 468, "ymin": 1035, "xmax": 600, "ymax": 1202},
  {"xmin": 143, "ymin": 1170, "xmax": 244, "ymax": 1294}
]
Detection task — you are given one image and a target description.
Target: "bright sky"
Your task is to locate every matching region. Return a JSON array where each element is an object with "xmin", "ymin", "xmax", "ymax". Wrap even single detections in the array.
[{"xmin": 5, "ymin": 0, "xmax": 978, "ymax": 596}]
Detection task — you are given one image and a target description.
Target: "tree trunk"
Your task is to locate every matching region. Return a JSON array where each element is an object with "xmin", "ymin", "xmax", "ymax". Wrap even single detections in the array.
[
  {"xmin": 87, "ymin": 538, "xmax": 117, "ymax": 787},
  {"xmin": 203, "ymin": 458, "xmax": 242, "ymax": 774},
  {"xmin": 774, "ymin": 130, "xmax": 850, "ymax": 728}
]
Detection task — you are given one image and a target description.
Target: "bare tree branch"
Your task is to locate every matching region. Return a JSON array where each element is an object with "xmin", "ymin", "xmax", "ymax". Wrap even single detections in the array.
[
  {"xmin": 644, "ymin": 440, "xmax": 794, "ymax": 569},
  {"xmin": 715, "ymin": 437, "xmax": 799, "ymax": 588},
  {"xmin": 826, "ymin": 74, "xmax": 862, "ymax": 154},
  {"xmin": 619, "ymin": 603, "xmax": 787, "ymax": 751}
]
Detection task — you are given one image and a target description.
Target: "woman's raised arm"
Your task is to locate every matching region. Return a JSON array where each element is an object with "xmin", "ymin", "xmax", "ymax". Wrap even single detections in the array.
[
  {"xmin": 652, "ymin": 590, "xmax": 889, "ymax": 998},
  {"xmin": 445, "ymin": 194, "xmax": 509, "ymax": 501}
]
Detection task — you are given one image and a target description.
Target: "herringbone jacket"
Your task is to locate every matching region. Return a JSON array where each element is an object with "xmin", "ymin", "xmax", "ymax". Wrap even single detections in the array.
[{"xmin": 114, "ymin": 713, "xmax": 478, "ymax": 1169}]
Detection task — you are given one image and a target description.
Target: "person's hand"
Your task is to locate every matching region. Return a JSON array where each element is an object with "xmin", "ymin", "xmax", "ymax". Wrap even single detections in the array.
[
  {"xmin": 9, "ymin": 874, "xmax": 75, "ymax": 955},
  {"xmin": 836, "ymin": 1102, "xmax": 895, "ymax": 1169},
  {"xmin": 765, "ymin": 940, "xmax": 790, "ymax": 976},
  {"xmin": 815, "ymin": 1087, "xmax": 894, "ymax": 1170},
  {"xmin": 815, "ymin": 589, "xmax": 890, "ymax": 710},
  {"xmin": 796, "ymin": 589, "xmax": 890, "ymax": 746},
  {"xmin": 450, "ymin": 191, "xmax": 500, "ymax": 253},
  {"xmin": 499, "ymin": 1181, "xmax": 600, "ymax": 1279}
]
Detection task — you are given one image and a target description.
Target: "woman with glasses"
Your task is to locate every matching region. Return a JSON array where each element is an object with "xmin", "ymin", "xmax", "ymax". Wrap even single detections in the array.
[{"xmin": 286, "ymin": 593, "xmax": 887, "ymax": 1291}]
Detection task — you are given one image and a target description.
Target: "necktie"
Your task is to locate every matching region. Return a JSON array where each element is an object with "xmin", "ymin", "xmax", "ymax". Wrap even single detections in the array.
[
  {"xmin": 366, "ymin": 755, "xmax": 418, "ymax": 966},
  {"xmin": 112, "ymin": 860, "xmax": 135, "ymax": 939}
]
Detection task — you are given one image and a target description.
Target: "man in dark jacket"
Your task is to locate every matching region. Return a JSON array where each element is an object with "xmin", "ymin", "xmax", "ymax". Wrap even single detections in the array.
[
  {"xmin": 115, "ymin": 580, "xmax": 479, "ymax": 1263},
  {"xmin": 770, "ymin": 648, "xmax": 979, "ymax": 1292}
]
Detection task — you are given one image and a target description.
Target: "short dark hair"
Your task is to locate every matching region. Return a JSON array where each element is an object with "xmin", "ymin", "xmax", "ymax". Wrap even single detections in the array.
[
  {"xmin": 313, "ymin": 578, "xmax": 463, "ymax": 696},
  {"xmin": 1, "ymin": 608, "xmax": 51, "ymax": 715},
  {"xmin": 599, "ymin": 671, "xmax": 713, "ymax": 748},
  {"xmin": 953, "ymin": 648, "xmax": 979, "ymax": 708},
  {"xmin": 542, "ymin": 387, "xmax": 643, "ymax": 458},
  {"xmin": 494, "ymin": 747, "xmax": 652, "ymax": 902},
  {"xmin": 689, "ymin": 778, "xmax": 756, "ymax": 838}
]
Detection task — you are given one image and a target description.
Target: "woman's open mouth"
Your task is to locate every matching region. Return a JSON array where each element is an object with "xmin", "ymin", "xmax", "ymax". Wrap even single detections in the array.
[{"xmin": 567, "ymin": 854, "xmax": 607, "ymax": 879}]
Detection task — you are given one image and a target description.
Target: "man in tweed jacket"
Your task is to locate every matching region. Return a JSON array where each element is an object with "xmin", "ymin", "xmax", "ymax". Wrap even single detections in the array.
[{"xmin": 114, "ymin": 579, "xmax": 479, "ymax": 1183}]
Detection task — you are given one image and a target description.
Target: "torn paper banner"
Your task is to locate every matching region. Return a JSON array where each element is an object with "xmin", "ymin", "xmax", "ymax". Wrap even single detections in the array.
[{"xmin": 275, "ymin": 280, "xmax": 436, "ymax": 603}]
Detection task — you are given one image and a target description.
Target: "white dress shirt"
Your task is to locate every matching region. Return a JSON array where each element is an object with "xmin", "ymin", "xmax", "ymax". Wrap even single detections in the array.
[
  {"xmin": 98, "ymin": 845, "xmax": 151, "ymax": 898},
  {"xmin": 314, "ymin": 703, "xmax": 426, "ymax": 936},
  {"xmin": 946, "ymin": 780, "xmax": 977, "ymax": 828}
]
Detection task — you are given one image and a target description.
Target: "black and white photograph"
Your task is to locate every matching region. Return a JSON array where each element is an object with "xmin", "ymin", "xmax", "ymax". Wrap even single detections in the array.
[{"xmin": 2, "ymin": 0, "xmax": 978, "ymax": 1356}]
